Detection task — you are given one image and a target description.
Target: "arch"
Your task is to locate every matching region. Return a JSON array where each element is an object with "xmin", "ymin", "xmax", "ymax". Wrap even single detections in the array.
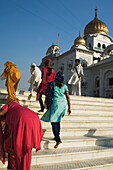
[
  {"xmin": 81, "ymin": 59, "xmax": 88, "ymax": 69},
  {"xmin": 94, "ymin": 76, "xmax": 100, "ymax": 97},
  {"xmin": 102, "ymin": 44, "xmax": 106, "ymax": 49},
  {"xmin": 102, "ymin": 44, "xmax": 113, "ymax": 57},
  {"xmin": 67, "ymin": 60, "xmax": 73, "ymax": 70},
  {"xmin": 95, "ymin": 76, "xmax": 100, "ymax": 88},
  {"xmin": 104, "ymin": 70, "xmax": 113, "ymax": 89},
  {"xmin": 97, "ymin": 43, "xmax": 101, "ymax": 48},
  {"xmin": 88, "ymin": 43, "xmax": 91, "ymax": 47}
]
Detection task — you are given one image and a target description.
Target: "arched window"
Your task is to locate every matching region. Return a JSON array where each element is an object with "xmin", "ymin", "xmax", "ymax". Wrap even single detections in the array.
[
  {"xmin": 104, "ymin": 71, "xmax": 113, "ymax": 98},
  {"xmin": 96, "ymin": 79, "xmax": 100, "ymax": 88},
  {"xmin": 95, "ymin": 77, "xmax": 100, "ymax": 97},
  {"xmin": 102, "ymin": 44, "xmax": 106, "ymax": 49},
  {"xmin": 109, "ymin": 78, "xmax": 113, "ymax": 86},
  {"xmin": 98, "ymin": 43, "xmax": 101, "ymax": 48},
  {"xmin": 81, "ymin": 59, "xmax": 88, "ymax": 69},
  {"xmin": 89, "ymin": 43, "xmax": 91, "ymax": 47},
  {"xmin": 104, "ymin": 71, "xmax": 113, "ymax": 89},
  {"xmin": 82, "ymin": 63, "xmax": 87, "ymax": 69}
]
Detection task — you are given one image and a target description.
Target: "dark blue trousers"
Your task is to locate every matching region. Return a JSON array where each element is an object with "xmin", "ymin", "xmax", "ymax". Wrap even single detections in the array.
[{"xmin": 51, "ymin": 122, "xmax": 61, "ymax": 143}]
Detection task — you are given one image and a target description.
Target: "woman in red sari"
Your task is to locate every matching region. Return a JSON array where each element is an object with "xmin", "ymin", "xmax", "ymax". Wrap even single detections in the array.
[
  {"xmin": 0, "ymin": 101, "xmax": 43, "ymax": 170},
  {"xmin": 37, "ymin": 59, "xmax": 55, "ymax": 112}
]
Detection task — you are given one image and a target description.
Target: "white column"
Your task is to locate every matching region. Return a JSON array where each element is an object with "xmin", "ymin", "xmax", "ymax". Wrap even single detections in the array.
[{"xmin": 99, "ymin": 69, "xmax": 104, "ymax": 97}]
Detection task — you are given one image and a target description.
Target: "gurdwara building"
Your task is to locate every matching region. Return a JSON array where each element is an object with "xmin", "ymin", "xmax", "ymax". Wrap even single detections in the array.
[{"xmin": 40, "ymin": 9, "xmax": 113, "ymax": 98}]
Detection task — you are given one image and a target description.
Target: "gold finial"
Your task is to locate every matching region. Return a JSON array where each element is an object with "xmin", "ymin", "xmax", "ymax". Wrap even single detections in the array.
[
  {"xmin": 79, "ymin": 32, "xmax": 81, "ymax": 37},
  {"xmin": 95, "ymin": 8, "xmax": 97, "ymax": 18},
  {"xmin": 74, "ymin": 32, "xmax": 85, "ymax": 45},
  {"xmin": 58, "ymin": 33, "xmax": 59, "ymax": 47},
  {"xmin": 84, "ymin": 8, "xmax": 109, "ymax": 35}
]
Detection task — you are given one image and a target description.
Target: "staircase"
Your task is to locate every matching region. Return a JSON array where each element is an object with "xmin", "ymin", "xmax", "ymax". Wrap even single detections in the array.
[{"xmin": 0, "ymin": 88, "xmax": 113, "ymax": 170}]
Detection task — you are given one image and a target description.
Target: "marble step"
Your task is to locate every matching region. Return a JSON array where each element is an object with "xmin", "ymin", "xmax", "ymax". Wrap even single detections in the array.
[
  {"xmin": 0, "ymin": 88, "xmax": 35, "ymax": 96},
  {"xmin": 70, "ymin": 95, "xmax": 113, "ymax": 103},
  {"xmin": 41, "ymin": 120, "xmax": 113, "ymax": 128},
  {"xmin": 1, "ymin": 95, "xmax": 113, "ymax": 109},
  {"xmin": 27, "ymin": 106, "xmax": 113, "ymax": 114},
  {"xmin": 1, "ymin": 147, "xmax": 113, "ymax": 170},
  {"xmin": 21, "ymin": 99, "xmax": 113, "ymax": 108},
  {"xmin": 63, "ymin": 115, "xmax": 113, "ymax": 121},
  {"xmin": 66, "ymin": 110, "xmax": 113, "ymax": 115},
  {"xmin": 21, "ymin": 101, "xmax": 113, "ymax": 110},
  {"xmin": 0, "ymin": 87, "xmax": 113, "ymax": 102},
  {"xmin": 31, "ymin": 146, "xmax": 113, "ymax": 166},
  {"xmin": 1, "ymin": 102, "xmax": 113, "ymax": 115},
  {"xmin": 71, "ymin": 100, "xmax": 113, "ymax": 106},
  {"xmin": 39, "ymin": 114, "xmax": 113, "ymax": 121},
  {"xmin": 2, "ymin": 101, "xmax": 111, "ymax": 114},
  {"xmin": 35, "ymin": 108, "xmax": 113, "ymax": 116},
  {"xmin": 31, "ymin": 156, "xmax": 113, "ymax": 170},
  {"xmin": 71, "ymin": 105, "xmax": 113, "ymax": 111},
  {"xmin": 0, "ymin": 93, "xmax": 113, "ymax": 106},
  {"xmin": 41, "ymin": 136, "xmax": 113, "ymax": 149},
  {"xmin": 1, "ymin": 89, "xmax": 113, "ymax": 104},
  {"xmin": 42, "ymin": 127, "xmax": 113, "ymax": 138},
  {"xmin": 19, "ymin": 99, "xmax": 113, "ymax": 110}
]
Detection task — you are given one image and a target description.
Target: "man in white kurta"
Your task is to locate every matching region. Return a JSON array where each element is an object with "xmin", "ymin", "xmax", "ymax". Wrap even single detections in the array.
[
  {"xmin": 28, "ymin": 63, "xmax": 41, "ymax": 96},
  {"xmin": 68, "ymin": 59, "xmax": 84, "ymax": 96}
]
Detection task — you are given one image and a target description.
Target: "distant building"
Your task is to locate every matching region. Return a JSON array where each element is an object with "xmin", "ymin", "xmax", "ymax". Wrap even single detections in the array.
[{"xmin": 40, "ymin": 9, "xmax": 113, "ymax": 98}]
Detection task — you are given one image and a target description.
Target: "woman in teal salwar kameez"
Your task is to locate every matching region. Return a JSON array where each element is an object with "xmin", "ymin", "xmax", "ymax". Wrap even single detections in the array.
[{"xmin": 41, "ymin": 72, "xmax": 71, "ymax": 148}]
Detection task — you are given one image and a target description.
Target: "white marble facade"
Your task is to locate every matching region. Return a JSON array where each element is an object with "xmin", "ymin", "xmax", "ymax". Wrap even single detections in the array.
[{"xmin": 40, "ymin": 9, "xmax": 113, "ymax": 98}]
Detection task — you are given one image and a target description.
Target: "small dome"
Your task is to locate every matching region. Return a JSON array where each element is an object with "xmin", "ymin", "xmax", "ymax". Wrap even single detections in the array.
[
  {"xmin": 84, "ymin": 9, "xmax": 109, "ymax": 35},
  {"xmin": 74, "ymin": 32, "xmax": 85, "ymax": 45},
  {"xmin": 46, "ymin": 44, "xmax": 59, "ymax": 56}
]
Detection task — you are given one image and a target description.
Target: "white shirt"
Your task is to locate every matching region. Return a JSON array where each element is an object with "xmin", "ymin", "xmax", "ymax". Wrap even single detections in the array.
[
  {"xmin": 28, "ymin": 66, "xmax": 41, "ymax": 84},
  {"xmin": 68, "ymin": 64, "xmax": 84, "ymax": 85}
]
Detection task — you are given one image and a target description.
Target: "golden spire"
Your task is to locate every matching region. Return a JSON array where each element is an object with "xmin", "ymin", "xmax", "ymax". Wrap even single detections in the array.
[
  {"xmin": 74, "ymin": 32, "xmax": 85, "ymax": 45},
  {"xmin": 84, "ymin": 9, "xmax": 109, "ymax": 35},
  {"xmin": 46, "ymin": 44, "xmax": 59, "ymax": 56},
  {"xmin": 95, "ymin": 8, "xmax": 97, "ymax": 18}
]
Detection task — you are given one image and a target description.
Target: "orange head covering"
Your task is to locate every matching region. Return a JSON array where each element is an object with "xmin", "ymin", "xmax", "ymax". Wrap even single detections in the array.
[
  {"xmin": 3, "ymin": 61, "xmax": 21, "ymax": 104},
  {"xmin": 4, "ymin": 61, "xmax": 16, "ymax": 75}
]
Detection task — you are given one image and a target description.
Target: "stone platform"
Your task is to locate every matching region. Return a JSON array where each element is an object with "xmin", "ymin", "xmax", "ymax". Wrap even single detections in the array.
[{"xmin": 0, "ymin": 88, "xmax": 113, "ymax": 169}]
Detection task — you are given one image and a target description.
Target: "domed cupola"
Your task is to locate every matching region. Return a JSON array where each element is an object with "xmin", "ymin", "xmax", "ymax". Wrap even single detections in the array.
[
  {"xmin": 74, "ymin": 32, "xmax": 85, "ymax": 45},
  {"xmin": 46, "ymin": 44, "xmax": 59, "ymax": 56},
  {"xmin": 84, "ymin": 8, "xmax": 109, "ymax": 35}
]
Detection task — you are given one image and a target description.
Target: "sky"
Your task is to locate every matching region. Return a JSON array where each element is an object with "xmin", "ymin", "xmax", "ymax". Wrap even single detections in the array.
[{"xmin": 0, "ymin": 0, "xmax": 113, "ymax": 90}]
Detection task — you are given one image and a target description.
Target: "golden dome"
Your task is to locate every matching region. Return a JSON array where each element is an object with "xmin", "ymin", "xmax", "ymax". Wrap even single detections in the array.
[
  {"xmin": 74, "ymin": 32, "xmax": 85, "ymax": 45},
  {"xmin": 84, "ymin": 9, "xmax": 109, "ymax": 35},
  {"xmin": 46, "ymin": 44, "xmax": 59, "ymax": 56}
]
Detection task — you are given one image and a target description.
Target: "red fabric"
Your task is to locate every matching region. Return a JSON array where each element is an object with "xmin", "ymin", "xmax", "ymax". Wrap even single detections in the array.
[
  {"xmin": 8, "ymin": 151, "xmax": 31, "ymax": 170},
  {"xmin": 7, "ymin": 154, "xmax": 15, "ymax": 169},
  {"xmin": 1, "ymin": 102, "xmax": 43, "ymax": 163},
  {"xmin": 37, "ymin": 67, "xmax": 55, "ymax": 100},
  {"xmin": 15, "ymin": 150, "xmax": 32, "ymax": 170},
  {"xmin": 0, "ymin": 120, "xmax": 5, "ymax": 164}
]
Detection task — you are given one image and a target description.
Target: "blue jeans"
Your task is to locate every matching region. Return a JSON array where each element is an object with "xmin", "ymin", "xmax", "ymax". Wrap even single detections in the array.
[{"xmin": 51, "ymin": 122, "xmax": 61, "ymax": 143}]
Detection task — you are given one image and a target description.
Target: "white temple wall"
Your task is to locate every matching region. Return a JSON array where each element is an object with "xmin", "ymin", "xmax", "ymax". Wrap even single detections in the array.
[
  {"xmin": 76, "ymin": 50, "xmax": 93, "ymax": 66},
  {"xmin": 85, "ymin": 58, "xmax": 113, "ymax": 98}
]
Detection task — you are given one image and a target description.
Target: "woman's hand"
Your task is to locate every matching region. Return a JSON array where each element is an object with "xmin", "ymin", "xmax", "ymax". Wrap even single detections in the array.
[
  {"xmin": 68, "ymin": 108, "xmax": 71, "ymax": 115},
  {"xmin": 0, "ymin": 109, "xmax": 6, "ymax": 116}
]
